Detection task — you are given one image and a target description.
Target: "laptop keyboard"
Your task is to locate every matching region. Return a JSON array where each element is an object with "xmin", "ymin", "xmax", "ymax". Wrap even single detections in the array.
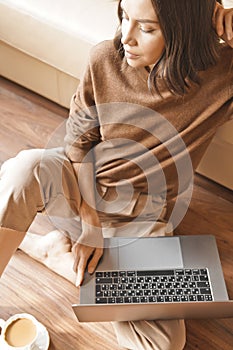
[{"xmin": 95, "ymin": 268, "xmax": 213, "ymax": 304}]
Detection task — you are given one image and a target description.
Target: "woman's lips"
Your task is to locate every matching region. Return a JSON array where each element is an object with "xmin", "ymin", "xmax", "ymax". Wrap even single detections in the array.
[{"xmin": 125, "ymin": 50, "xmax": 140, "ymax": 59}]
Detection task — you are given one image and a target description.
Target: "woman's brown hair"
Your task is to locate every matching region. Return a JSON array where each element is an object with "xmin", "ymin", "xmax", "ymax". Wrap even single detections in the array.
[{"xmin": 114, "ymin": 0, "xmax": 222, "ymax": 95}]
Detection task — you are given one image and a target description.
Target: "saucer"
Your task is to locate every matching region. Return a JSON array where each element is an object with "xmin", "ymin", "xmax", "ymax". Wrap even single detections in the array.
[{"xmin": 32, "ymin": 321, "xmax": 50, "ymax": 350}]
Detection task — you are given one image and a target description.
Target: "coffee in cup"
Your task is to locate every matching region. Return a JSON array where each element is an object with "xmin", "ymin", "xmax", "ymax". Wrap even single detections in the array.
[{"xmin": 0, "ymin": 313, "xmax": 39, "ymax": 349}]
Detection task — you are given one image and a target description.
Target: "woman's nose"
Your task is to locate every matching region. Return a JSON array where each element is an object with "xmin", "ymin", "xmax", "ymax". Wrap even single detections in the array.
[{"xmin": 121, "ymin": 20, "xmax": 137, "ymax": 46}]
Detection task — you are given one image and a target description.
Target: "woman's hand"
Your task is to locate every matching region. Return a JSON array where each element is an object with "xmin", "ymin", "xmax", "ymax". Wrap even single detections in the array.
[
  {"xmin": 72, "ymin": 223, "xmax": 104, "ymax": 287},
  {"xmin": 214, "ymin": 2, "xmax": 233, "ymax": 47}
]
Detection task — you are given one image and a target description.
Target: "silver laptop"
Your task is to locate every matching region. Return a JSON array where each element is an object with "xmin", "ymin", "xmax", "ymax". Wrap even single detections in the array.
[{"xmin": 72, "ymin": 235, "xmax": 233, "ymax": 322}]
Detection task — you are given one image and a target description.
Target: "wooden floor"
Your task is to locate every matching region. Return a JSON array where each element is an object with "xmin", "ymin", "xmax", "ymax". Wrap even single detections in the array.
[{"xmin": 0, "ymin": 76, "xmax": 232, "ymax": 349}]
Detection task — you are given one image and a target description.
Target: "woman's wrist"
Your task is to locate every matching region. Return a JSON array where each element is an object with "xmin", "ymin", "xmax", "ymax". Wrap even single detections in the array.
[{"xmin": 77, "ymin": 221, "xmax": 103, "ymax": 248}]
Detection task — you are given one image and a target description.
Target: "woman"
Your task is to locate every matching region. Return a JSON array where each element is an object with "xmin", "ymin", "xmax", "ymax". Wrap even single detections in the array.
[{"xmin": 0, "ymin": 1, "xmax": 232, "ymax": 349}]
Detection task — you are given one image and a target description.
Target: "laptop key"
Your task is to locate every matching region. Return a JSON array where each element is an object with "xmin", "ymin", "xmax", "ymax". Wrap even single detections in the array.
[
  {"xmin": 112, "ymin": 291, "xmax": 119, "ymax": 297},
  {"xmin": 176, "ymin": 289, "xmax": 183, "ymax": 295},
  {"xmin": 112, "ymin": 271, "xmax": 119, "ymax": 277},
  {"xmin": 137, "ymin": 277, "xmax": 144, "ymax": 283},
  {"xmin": 119, "ymin": 271, "xmax": 127, "ymax": 277},
  {"xmin": 104, "ymin": 272, "xmax": 112, "ymax": 277},
  {"xmin": 160, "ymin": 289, "xmax": 167, "ymax": 296},
  {"xmin": 152, "ymin": 289, "xmax": 159, "ymax": 296},
  {"xmin": 118, "ymin": 284, "xmax": 125, "ymax": 290},
  {"xmin": 165, "ymin": 296, "xmax": 173, "ymax": 302},
  {"xmin": 192, "ymin": 275, "xmax": 200, "ymax": 282},
  {"xmin": 197, "ymin": 281, "xmax": 210, "ymax": 288},
  {"xmin": 153, "ymin": 276, "xmax": 160, "ymax": 282},
  {"xmin": 173, "ymin": 296, "xmax": 181, "ymax": 302},
  {"xmin": 128, "ymin": 290, "xmax": 135, "ymax": 296},
  {"xmin": 200, "ymin": 275, "xmax": 209, "ymax": 281},
  {"xmin": 116, "ymin": 297, "xmax": 124, "ymax": 303},
  {"xmin": 126, "ymin": 284, "xmax": 133, "ymax": 290},
  {"xmin": 197, "ymin": 295, "xmax": 205, "ymax": 301},
  {"xmin": 183, "ymin": 288, "xmax": 191, "ymax": 295},
  {"xmin": 137, "ymin": 270, "xmax": 174, "ymax": 276},
  {"xmin": 157, "ymin": 296, "xmax": 165, "ymax": 302},
  {"xmin": 120, "ymin": 290, "xmax": 127, "ymax": 296},
  {"xmin": 176, "ymin": 276, "xmax": 184, "ymax": 282},
  {"xmin": 127, "ymin": 271, "xmax": 136, "ymax": 277},
  {"xmin": 129, "ymin": 277, "xmax": 136, "ymax": 283},
  {"xmin": 102, "ymin": 284, "xmax": 110, "ymax": 291},
  {"xmin": 188, "ymin": 283, "xmax": 197, "ymax": 290},
  {"xmin": 181, "ymin": 295, "xmax": 189, "ymax": 302},
  {"xmin": 96, "ymin": 285, "xmax": 101, "ymax": 292},
  {"xmin": 144, "ymin": 290, "xmax": 152, "ymax": 296},
  {"xmin": 103, "ymin": 291, "xmax": 111, "ymax": 297},
  {"xmin": 168, "ymin": 289, "xmax": 176, "ymax": 295},
  {"xmin": 183, "ymin": 276, "xmax": 192, "ymax": 282},
  {"xmin": 96, "ymin": 272, "xmax": 103, "ymax": 277},
  {"xmin": 96, "ymin": 277, "xmax": 112, "ymax": 284},
  {"xmin": 133, "ymin": 297, "xmax": 141, "ymax": 303},
  {"xmin": 168, "ymin": 276, "xmax": 176, "ymax": 282},
  {"xmin": 181, "ymin": 282, "xmax": 188, "ymax": 288},
  {"xmin": 140, "ymin": 297, "xmax": 149, "ymax": 303},
  {"xmin": 96, "ymin": 291, "xmax": 103, "ymax": 297},
  {"xmin": 108, "ymin": 298, "xmax": 116, "ymax": 303},
  {"xmin": 136, "ymin": 290, "xmax": 144, "ymax": 296},
  {"xmin": 149, "ymin": 296, "xmax": 158, "ymax": 302},
  {"xmin": 200, "ymin": 288, "xmax": 211, "ymax": 295},
  {"xmin": 192, "ymin": 288, "xmax": 200, "ymax": 295},
  {"xmin": 124, "ymin": 297, "xmax": 132, "ymax": 303},
  {"xmin": 96, "ymin": 298, "xmax": 108, "ymax": 304}
]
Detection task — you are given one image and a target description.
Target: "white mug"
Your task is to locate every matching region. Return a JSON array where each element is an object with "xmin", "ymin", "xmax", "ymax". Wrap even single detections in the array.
[{"xmin": 0, "ymin": 313, "xmax": 40, "ymax": 350}]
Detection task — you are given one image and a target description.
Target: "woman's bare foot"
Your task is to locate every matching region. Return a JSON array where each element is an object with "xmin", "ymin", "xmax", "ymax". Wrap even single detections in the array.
[{"xmin": 19, "ymin": 230, "xmax": 76, "ymax": 284}]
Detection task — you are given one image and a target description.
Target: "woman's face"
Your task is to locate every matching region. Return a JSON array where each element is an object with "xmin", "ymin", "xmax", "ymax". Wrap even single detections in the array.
[{"xmin": 120, "ymin": 0, "xmax": 165, "ymax": 68}]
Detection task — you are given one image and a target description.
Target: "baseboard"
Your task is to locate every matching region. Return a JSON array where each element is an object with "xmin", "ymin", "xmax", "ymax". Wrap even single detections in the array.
[{"xmin": 0, "ymin": 41, "xmax": 79, "ymax": 108}]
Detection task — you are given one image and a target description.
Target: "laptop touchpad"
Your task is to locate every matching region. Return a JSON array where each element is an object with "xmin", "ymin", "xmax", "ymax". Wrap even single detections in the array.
[{"xmin": 118, "ymin": 237, "xmax": 183, "ymax": 270}]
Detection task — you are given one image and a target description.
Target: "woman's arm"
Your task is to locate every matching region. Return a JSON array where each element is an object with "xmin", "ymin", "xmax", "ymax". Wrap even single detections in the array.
[
  {"xmin": 214, "ymin": 2, "xmax": 233, "ymax": 47},
  {"xmin": 64, "ymin": 61, "xmax": 103, "ymax": 286},
  {"xmin": 72, "ymin": 161, "xmax": 103, "ymax": 287}
]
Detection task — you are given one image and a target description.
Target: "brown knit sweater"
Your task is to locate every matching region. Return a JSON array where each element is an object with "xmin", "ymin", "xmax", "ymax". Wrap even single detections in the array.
[{"xmin": 65, "ymin": 40, "xmax": 233, "ymax": 209}]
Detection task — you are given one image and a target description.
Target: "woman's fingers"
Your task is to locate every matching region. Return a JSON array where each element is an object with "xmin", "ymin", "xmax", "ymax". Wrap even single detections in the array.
[
  {"xmin": 214, "ymin": 3, "xmax": 225, "ymax": 37},
  {"xmin": 87, "ymin": 247, "xmax": 104, "ymax": 274},
  {"xmin": 214, "ymin": 3, "xmax": 233, "ymax": 44},
  {"xmin": 75, "ymin": 255, "xmax": 87, "ymax": 287},
  {"xmin": 72, "ymin": 243, "xmax": 103, "ymax": 286},
  {"xmin": 224, "ymin": 9, "xmax": 233, "ymax": 41},
  {"xmin": 72, "ymin": 243, "xmax": 90, "ymax": 286}
]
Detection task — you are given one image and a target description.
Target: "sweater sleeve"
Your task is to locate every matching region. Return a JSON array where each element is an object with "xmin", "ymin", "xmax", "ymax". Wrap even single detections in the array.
[{"xmin": 64, "ymin": 57, "xmax": 101, "ymax": 163}]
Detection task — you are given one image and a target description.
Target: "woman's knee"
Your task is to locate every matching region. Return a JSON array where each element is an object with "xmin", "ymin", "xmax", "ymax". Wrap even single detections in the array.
[
  {"xmin": 113, "ymin": 319, "xmax": 186, "ymax": 350},
  {"xmin": 0, "ymin": 148, "xmax": 67, "ymax": 231},
  {"xmin": 0, "ymin": 149, "xmax": 46, "ymax": 230},
  {"xmin": 0, "ymin": 148, "xmax": 64, "ymax": 192},
  {"xmin": 1, "ymin": 149, "xmax": 45, "ymax": 187},
  {"xmin": 164, "ymin": 320, "xmax": 186, "ymax": 350}
]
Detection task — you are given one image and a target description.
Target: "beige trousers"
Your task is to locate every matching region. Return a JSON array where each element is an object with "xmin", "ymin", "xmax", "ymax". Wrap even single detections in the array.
[{"xmin": 0, "ymin": 147, "xmax": 186, "ymax": 350}]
